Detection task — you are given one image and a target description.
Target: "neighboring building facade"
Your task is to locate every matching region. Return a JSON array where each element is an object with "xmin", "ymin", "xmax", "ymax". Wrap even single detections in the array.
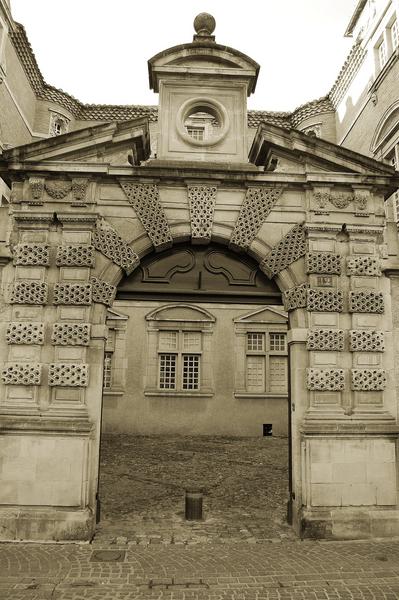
[{"xmin": 0, "ymin": 1, "xmax": 398, "ymax": 542}]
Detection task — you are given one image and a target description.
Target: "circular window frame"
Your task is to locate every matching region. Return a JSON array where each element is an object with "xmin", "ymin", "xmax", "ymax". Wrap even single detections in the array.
[{"xmin": 176, "ymin": 97, "xmax": 230, "ymax": 147}]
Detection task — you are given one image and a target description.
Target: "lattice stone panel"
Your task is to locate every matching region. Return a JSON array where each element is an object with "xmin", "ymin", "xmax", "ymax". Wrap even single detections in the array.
[
  {"xmin": 56, "ymin": 245, "xmax": 95, "ymax": 267},
  {"xmin": 351, "ymin": 369, "xmax": 386, "ymax": 391},
  {"xmin": 306, "ymin": 252, "xmax": 341, "ymax": 275},
  {"xmin": 346, "ymin": 256, "xmax": 381, "ymax": 276},
  {"xmin": 188, "ymin": 185, "xmax": 217, "ymax": 243},
  {"xmin": 91, "ymin": 277, "xmax": 116, "ymax": 307},
  {"xmin": 51, "ymin": 323, "xmax": 91, "ymax": 346},
  {"xmin": 283, "ymin": 283, "xmax": 309, "ymax": 311},
  {"xmin": 1, "ymin": 363, "xmax": 41, "ymax": 385},
  {"xmin": 48, "ymin": 363, "xmax": 89, "ymax": 387},
  {"xmin": 230, "ymin": 187, "xmax": 282, "ymax": 250},
  {"xmin": 306, "ymin": 329, "xmax": 345, "ymax": 351},
  {"xmin": 11, "ymin": 281, "xmax": 48, "ymax": 305},
  {"xmin": 260, "ymin": 224, "xmax": 306, "ymax": 277},
  {"xmin": 13, "ymin": 244, "xmax": 50, "ymax": 266},
  {"xmin": 53, "ymin": 283, "xmax": 92, "ymax": 305},
  {"xmin": 307, "ymin": 289, "xmax": 343, "ymax": 312},
  {"xmin": 6, "ymin": 322, "xmax": 45, "ymax": 345},
  {"xmin": 306, "ymin": 368, "xmax": 345, "ymax": 391},
  {"xmin": 349, "ymin": 291, "xmax": 384, "ymax": 313},
  {"xmin": 119, "ymin": 182, "xmax": 173, "ymax": 250},
  {"xmin": 349, "ymin": 330, "xmax": 385, "ymax": 352},
  {"xmin": 93, "ymin": 224, "xmax": 139, "ymax": 274}
]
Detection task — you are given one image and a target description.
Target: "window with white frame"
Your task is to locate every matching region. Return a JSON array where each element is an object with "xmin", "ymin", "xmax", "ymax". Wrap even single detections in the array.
[
  {"xmin": 158, "ymin": 330, "xmax": 201, "ymax": 391},
  {"xmin": 103, "ymin": 352, "xmax": 113, "ymax": 389},
  {"xmin": 391, "ymin": 19, "xmax": 399, "ymax": 50},
  {"xmin": 245, "ymin": 330, "xmax": 288, "ymax": 394},
  {"xmin": 186, "ymin": 126, "xmax": 205, "ymax": 141},
  {"xmin": 378, "ymin": 38, "xmax": 388, "ymax": 69}
]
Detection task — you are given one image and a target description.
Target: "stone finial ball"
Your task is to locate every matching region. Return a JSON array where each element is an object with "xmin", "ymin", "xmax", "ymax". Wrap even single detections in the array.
[{"xmin": 193, "ymin": 13, "xmax": 216, "ymax": 35}]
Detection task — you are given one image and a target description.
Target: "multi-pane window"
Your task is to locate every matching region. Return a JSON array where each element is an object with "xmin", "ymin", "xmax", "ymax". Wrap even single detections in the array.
[
  {"xmin": 392, "ymin": 19, "xmax": 399, "ymax": 50},
  {"xmin": 378, "ymin": 39, "xmax": 388, "ymax": 68},
  {"xmin": 103, "ymin": 352, "xmax": 113, "ymax": 389},
  {"xmin": 245, "ymin": 331, "xmax": 287, "ymax": 394},
  {"xmin": 186, "ymin": 127, "xmax": 204, "ymax": 141},
  {"xmin": 158, "ymin": 330, "xmax": 201, "ymax": 391}
]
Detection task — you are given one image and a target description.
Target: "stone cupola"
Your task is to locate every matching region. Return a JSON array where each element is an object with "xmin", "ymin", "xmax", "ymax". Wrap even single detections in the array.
[{"xmin": 148, "ymin": 13, "xmax": 259, "ymax": 164}]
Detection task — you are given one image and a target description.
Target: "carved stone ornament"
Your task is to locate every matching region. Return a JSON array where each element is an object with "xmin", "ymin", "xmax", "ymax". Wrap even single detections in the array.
[
  {"xmin": 349, "ymin": 330, "xmax": 385, "ymax": 352},
  {"xmin": 1, "ymin": 363, "xmax": 41, "ymax": 385},
  {"xmin": 48, "ymin": 363, "xmax": 88, "ymax": 387},
  {"xmin": 351, "ymin": 369, "xmax": 386, "ymax": 391},
  {"xmin": 51, "ymin": 323, "xmax": 91, "ymax": 346},
  {"xmin": 230, "ymin": 187, "xmax": 282, "ymax": 251},
  {"xmin": 119, "ymin": 182, "xmax": 173, "ymax": 250},
  {"xmin": 29, "ymin": 178, "xmax": 44, "ymax": 201},
  {"xmin": 53, "ymin": 283, "xmax": 92, "ymax": 305},
  {"xmin": 6, "ymin": 322, "xmax": 45, "ymax": 345},
  {"xmin": 71, "ymin": 179, "xmax": 89, "ymax": 202},
  {"xmin": 306, "ymin": 368, "xmax": 345, "ymax": 391},
  {"xmin": 283, "ymin": 283, "xmax": 309, "ymax": 311},
  {"xmin": 260, "ymin": 223, "xmax": 306, "ymax": 277},
  {"xmin": 45, "ymin": 181, "xmax": 72, "ymax": 199},
  {"xmin": 348, "ymin": 291, "xmax": 384, "ymax": 313},
  {"xmin": 11, "ymin": 281, "xmax": 48, "ymax": 305},
  {"xmin": 306, "ymin": 329, "xmax": 345, "ymax": 351},
  {"xmin": 93, "ymin": 222, "xmax": 139, "ymax": 275},
  {"xmin": 56, "ymin": 245, "xmax": 95, "ymax": 267},
  {"xmin": 91, "ymin": 276, "xmax": 117, "ymax": 307},
  {"xmin": 307, "ymin": 289, "xmax": 343, "ymax": 312},
  {"xmin": 313, "ymin": 191, "xmax": 368, "ymax": 212},
  {"xmin": 188, "ymin": 185, "xmax": 217, "ymax": 243},
  {"xmin": 306, "ymin": 252, "xmax": 341, "ymax": 275},
  {"xmin": 13, "ymin": 244, "xmax": 50, "ymax": 266},
  {"xmin": 346, "ymin": 256, "xmax": 381, "ymax": 277}
]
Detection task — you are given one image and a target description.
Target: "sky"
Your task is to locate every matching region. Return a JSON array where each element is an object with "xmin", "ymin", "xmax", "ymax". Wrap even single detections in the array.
[{"xmin": 10, "ymin": 0, "xmax": 356, "ymax": 112}]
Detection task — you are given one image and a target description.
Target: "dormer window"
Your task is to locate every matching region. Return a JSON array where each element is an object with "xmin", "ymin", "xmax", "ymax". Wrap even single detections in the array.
[{"xmin": 49, "ymin": 112, "xmax": 70, "ymax": 137}]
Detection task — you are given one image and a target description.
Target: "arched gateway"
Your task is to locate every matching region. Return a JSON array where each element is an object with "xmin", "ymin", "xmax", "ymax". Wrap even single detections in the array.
[{"xmin": 0, "ymin": 14, "xmax": 398, "ymax": 542}]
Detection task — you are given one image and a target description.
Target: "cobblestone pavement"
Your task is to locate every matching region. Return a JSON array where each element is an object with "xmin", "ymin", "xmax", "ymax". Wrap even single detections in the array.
[{"xmin": 96, "ymin": 435, "xmax": 293, "ymax": 545}]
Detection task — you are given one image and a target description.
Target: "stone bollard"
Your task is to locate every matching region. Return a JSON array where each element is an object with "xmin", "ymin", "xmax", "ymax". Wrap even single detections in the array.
[{"xmin": 185, "ymin": 488, "xmax": 203, "ymax": 520}]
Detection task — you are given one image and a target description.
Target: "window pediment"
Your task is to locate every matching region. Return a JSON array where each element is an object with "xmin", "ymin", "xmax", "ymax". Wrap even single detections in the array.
[
  {"xmin": 234, "ymin": 306, "xmax": 288, "ymax": 325},
  {"xmin": 146, "ymin": 303, "xmax": 215, "ymax": 323}
]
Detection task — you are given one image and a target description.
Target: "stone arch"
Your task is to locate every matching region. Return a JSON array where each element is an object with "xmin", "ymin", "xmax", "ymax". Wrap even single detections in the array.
[{"xmin": 370, "ymin": 100, "xmax": 399, "ymax": 157}]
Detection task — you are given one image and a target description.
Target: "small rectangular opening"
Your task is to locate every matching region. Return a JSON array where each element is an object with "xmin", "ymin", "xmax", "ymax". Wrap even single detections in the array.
[{"xmin": 263, "ymin": 423, "xmax": 273, "ymax": 437}]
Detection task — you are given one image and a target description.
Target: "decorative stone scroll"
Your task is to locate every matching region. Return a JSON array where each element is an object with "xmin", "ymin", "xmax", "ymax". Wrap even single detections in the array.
[
  {"xmin": 93, "ymin": 222, "xmax": 139, "ymax": 275},
  {"xmin": 306, "ymin": 329, "xmax": 345, "ymax": 351},
  {"xmin": 48, "ymin": 363, "xmax": 88, "ymax": 387},
  {"xmin": 230, "ymin": 187, "xmax": 282, "ymax": 250},
  {"xmin": 260, "ymin": 224, "xmax": 306, "ymax": 277},
  {"xmin": 13, "ymin": 244, "xmax": 50, "ymax": 266},
  {"xmin": 1, "ymin": 363, "xmax": 41, "ymax": 385},
  {"xmin": 11, "ymin": 281, "xmax": 48, "ymax": 305},
  {"xmin": 188, "ymin": 185, "xmax": 217, "ymax": 243},
  {"xmin": 56, "ymin": 245, "xmax": 95, "ymax": 267},
  {"xmin": 307, "ymin": 289, "xmax": 343, "ymax": 312},
  {"xmin": 306, "ymin": 368, "xmax": 345, "ymax": 391},
  {"xmin": 349, "ymin": 330, "xmax": 385, "ymax": 352},
  {"xmin": 45, "ymin": 180, "xmax": 71, "ymax": 199},
  {"xmin": 306, "ymin": 252, "xmax": 341, "ymax": 275},
  {"xmin": 91, "ymin": 277, "xmax": 116, "ymax": 307},
  {"xmin": 119, "ymin": 182, "xmax": 173, "ymax": 250},
  {"xmin": 53, "ymin": 283, "xmax": 92, "ymax": 305},
  {"xmin": 51, "ymin": 323, "xmax": 91, "ymax": 346},
  {"xmin": 346, "ymin": 256, "xmax": 381, "ymax": 277},
  {"xmin": 72, "ymin": 179, "xmax": 89, "ymax": 202},
  {"xmin": 349, "ymin": 291, "xmax": 384, "ymax": 313},
  {"xmin": 283, "ymin": 283, "xmax": 309, "ymax": 311},
  {"xmin": 6, "ymin": 322, "xmax": 44, "ymax": 345},
  {"xmin": 29, "ymin": 178, "xmax": 44, "ymax": 201},
  {"xmin": 351, "ymin": 369, "xmax": 386, "ymax": 391}
]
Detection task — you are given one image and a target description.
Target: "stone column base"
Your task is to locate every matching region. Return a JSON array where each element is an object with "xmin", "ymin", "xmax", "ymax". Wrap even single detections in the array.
[
  {"xmin": 301, "ymin": 507, "xmax": 399, "ymax": 540},
  {"xmin": 0, "ymin": 507, "xmax": 94, "ymax": 542}
]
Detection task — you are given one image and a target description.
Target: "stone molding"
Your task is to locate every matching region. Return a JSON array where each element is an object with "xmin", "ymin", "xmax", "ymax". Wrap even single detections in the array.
[
  {"xmin": 351, "ymin": 369, "xmax": 387, "ymax": 391},
  {"xmin": 306, "ymin": 329, "xmax": 345, "ymax": 351},
  {"xmin": 307, "ymin": 289, "xmax": 343, "ymax": 312},
  {"xmin": 348, "ymin": 291, "xmax": 384, "ymax": 313},
  {"xmin": 10, "ymin": 281, "xmax": 48, "ymax": 304},
  {"xmin": 13, "ymin": 244, "xmax": 50, "ymax": 266},
  {"xmin": 48, "ymin": 363, "xmax": 88, "ymax": 387},
  {"xmin": 119, "ymin": 181, "xmax": 173, "ymax": 251},
  {"xmin": 349, "ymin": 330, "xmax": 385, "ymax": 352},
  {"xmin": 6, "ymin": 322, "xmax": 45, "ymax": 345},
  {"xmin": 260, "ymin": 223, "xmax": 306, "ymax": 277},
  {"xmin": 91, "ymin": 277, "xmax": 116, "ymax": 307},
  {"xmin": 230, "ymin": 187, "xmax": 282, "ymax": 251},
  {"xmin": 93, "ymin": 222, "xmax": 139, "ymax": 275},
  {"xmin": 53, "ymin": 283, "xmax": 92, "ymax": 305},
  {"xmin": 187, "ymin": 184, "xmax": 217, "ymax": 244},
  {"xmin": 51, "ymin": 323, "xmax": 91, "ymax": 346},
  {"xmin": 305, "ymin": 252, "xmax": 341, "ymax": 275},
  {"xmin": 306, "ymin": 368, "xmax": 345, "ymax": 391},
  {"xmin": 1, "ymin": 363, "xmax": 41, "ymax": 385},
  {"xmin": 56, "ymin": 245, "xmax": 95, "ymax": 267}
]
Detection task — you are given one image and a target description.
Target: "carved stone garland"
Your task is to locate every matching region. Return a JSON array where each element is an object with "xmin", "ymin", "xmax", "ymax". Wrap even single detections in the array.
[
  {"xmin": 230, "ymin": 187, "xmax": 282, "ymax": 251},
  {"xmin": 314, "ymin": 192, "xmax": 368, "ymax": 211},
  {"xmin": 306, "ymin": 252, "xmax": 341, "ymax": 275},
  {"xmin": 187, "ymin": 185, "xmax": 217, "ymax": 243},
  {"xmin": 307, "ymin": 289, "xmax": 343, "ymax": 312},
  {"xmin": 51, "ymin": 323, "xmax": 91, "ymax": 346},
  {"xmin": 260, "ymin": 224, "xmax": 306, "ymax": 278},
  {"xmin": 93, "ymin": 222, "xmax": 139, "ymax": 275},
  {"xmin": 11, "ymin": 281, "xmax": 48, "ymax": 305},
  {"xmin": 13, "ymin": 244, "xmax": 50, "ymax": 266},
  {"xmin": 351, "ymin": 369, "xmax": 386, "ymax": 391},
  {"xmin": 306, "ymin": 368, "xmax": 345, "ymax": 391},
  {"xmin": 346, "ymin": 256, "xmax": 381, "ymax": 277},
  {"xmin": 349, "ymin": 330, "xmax": 385, "ymax": 352},
  {"xmin": 45, "ymin": 181, "xmax": 71, "ymax": 199},
  {"xmin": 348, "ymin": 291, "xmax": 384, "ymax": 313},
  {"xmin": 307, "ymin": 329, "xmax": 345, "ymax": 351},
  {"xmin": 119, "ymin": 182, "xmax": 173, "ymax": 251},
  {"xmin": 53, "ymin": 283, "xmax": 92, "ymax": 305},
  {"xmin": 283, "ymin": 283, "xmax": 309, "ymax": 311},
  {"xmin": 1, "ymin": 363, "xmax": 42, "ymax": 385},
  {"xmin": 56, "ymin": 245, "xmax": 95, "ymax": 267},
  {"xmin": 91, "ymin": 277, "xmax": 117, "ymax": 307},
  {"xmin": 6, "ymin": 322, "xmax": 45, "ymax": 345},
  {"xmin": 48, "ymin": 364, "xmax": 88, "ymax": 387}
]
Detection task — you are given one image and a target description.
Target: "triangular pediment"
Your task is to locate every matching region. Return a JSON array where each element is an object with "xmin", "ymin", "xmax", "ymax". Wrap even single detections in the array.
[
  {"xmin": 2, "ymin": 119, "xmax": 150, "ymax": 166},
  {"xmin": 249, "ymin": 122, "xmax": 397, "ymax": 177},
  {"xmin": 234, "ymin": 306, "xmax": 288, "ymax": 324}
]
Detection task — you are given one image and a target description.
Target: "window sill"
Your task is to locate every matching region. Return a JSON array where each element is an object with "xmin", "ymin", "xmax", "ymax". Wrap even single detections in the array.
[
  {"xmin": 144, "ymin": 390, "xmax": 213, "ymax": 398},
  {"xmin": 102, "ymin": 389, "xmax": 124, "ymax": 397},
  {"xmin": 234, "ymin": 392, "xmax": 288, "ymax": 399}
]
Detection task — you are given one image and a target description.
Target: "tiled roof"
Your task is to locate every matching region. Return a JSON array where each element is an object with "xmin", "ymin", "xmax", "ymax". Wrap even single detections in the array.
[{"xmin": 10, "ymin": 22, "xmax": 334, "ymax": 130}]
